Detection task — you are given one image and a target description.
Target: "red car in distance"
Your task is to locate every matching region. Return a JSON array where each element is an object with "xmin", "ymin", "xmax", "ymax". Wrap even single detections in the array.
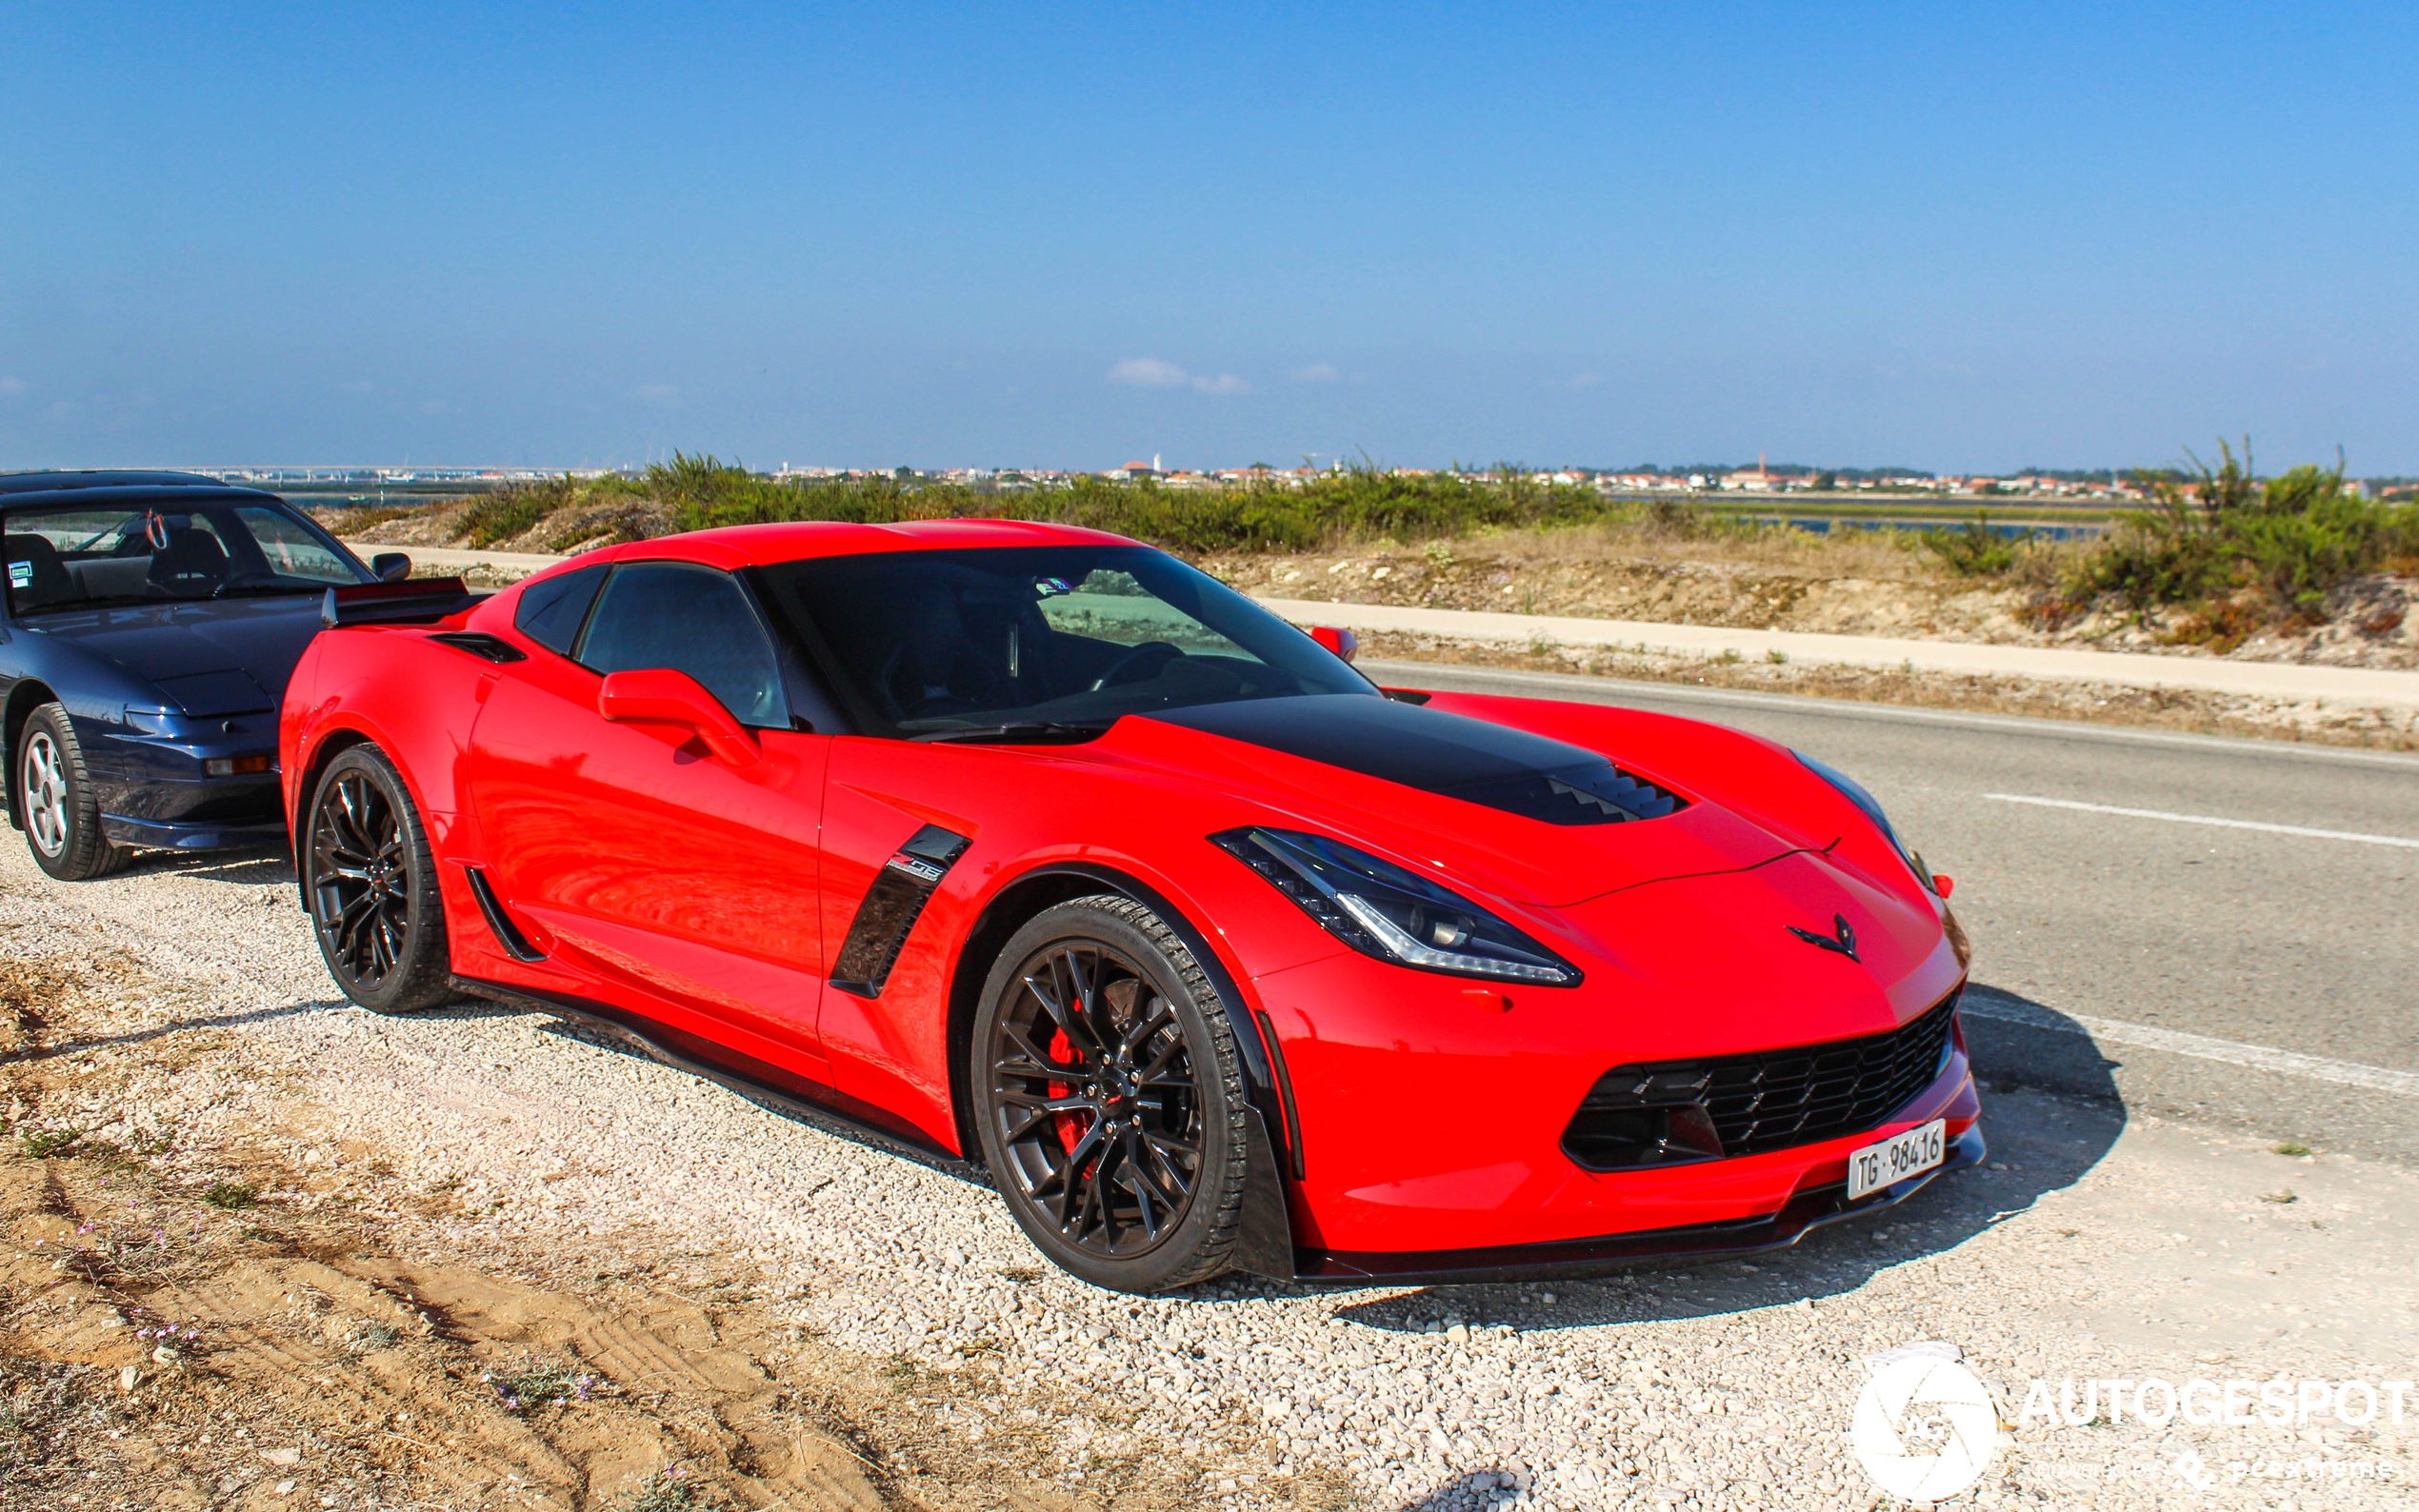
[{"xmin": 279, "ymin": 520, "xmax": 1982, "ymax": 1293}]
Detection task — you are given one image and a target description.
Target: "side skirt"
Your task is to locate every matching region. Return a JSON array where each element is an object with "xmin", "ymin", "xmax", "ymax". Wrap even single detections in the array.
[{"xmin": 447, "ymin": 974, "xmax": 987, "ymax": 1185}]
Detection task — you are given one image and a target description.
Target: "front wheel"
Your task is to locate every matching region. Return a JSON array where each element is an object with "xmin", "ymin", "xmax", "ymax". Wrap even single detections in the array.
[
  {"xmin": 15, "ymin": 703, "xmax": 130, "ymax": 881},
  {"xmin": 304, "ymin": 745, "xmax": 452, "ymax": 1014},
  {"xmin": 971, "ymin": 896, "xmax": 1250, "ymax": 1293}
]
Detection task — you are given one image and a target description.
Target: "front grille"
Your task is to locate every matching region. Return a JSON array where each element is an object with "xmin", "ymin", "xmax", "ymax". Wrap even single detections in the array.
[{"xmin": 1561, "ymin": 990, "xmax": 1960, "ymax": 1170}]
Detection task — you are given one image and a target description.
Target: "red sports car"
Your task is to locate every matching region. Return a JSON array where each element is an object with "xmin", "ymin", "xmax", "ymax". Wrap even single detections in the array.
[{"xmin": 280, "ymin": 521, "xmax": 1981, "ymax": 1292}]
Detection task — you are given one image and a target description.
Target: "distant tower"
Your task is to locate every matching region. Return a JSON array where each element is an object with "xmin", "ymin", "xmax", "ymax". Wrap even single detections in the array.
[{"xmin": 1152, "ymin": 453, "xmax": 1162, "ymax": 473}]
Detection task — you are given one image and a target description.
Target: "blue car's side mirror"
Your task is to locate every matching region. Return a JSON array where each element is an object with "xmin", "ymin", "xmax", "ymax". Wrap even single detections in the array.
[{"xmin": 371, "ymin": 553, "xmax": 411, "ymax": 583}]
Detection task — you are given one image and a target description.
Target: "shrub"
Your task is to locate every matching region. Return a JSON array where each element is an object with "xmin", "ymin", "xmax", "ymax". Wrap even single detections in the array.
[
  {"xmin": 2071, "ymin": 442, "xmax": 2419, "ymax": 625},
  {"xmin": 18, "ymin": 1128, "xmax": 80, "ymax": 1159},
  {"xmin": 645, "ymin": 453, "xmax": 1643, "ymax": 553},
  {"xmin": 459, "ymin": 476, "xmax": 583, "ymax": 547},
  {"xmin": 201, "ymin": 1181, "xmax": 258, "ymax": 1209},
  {"xmin": 1919, "ymin": 512, "xmax": 2030, "ymax": 577}
]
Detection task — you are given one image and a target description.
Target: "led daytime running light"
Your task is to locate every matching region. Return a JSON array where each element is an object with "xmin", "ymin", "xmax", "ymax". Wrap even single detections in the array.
[{"xmin": 1330, "ymin": 893, "xmax": 1573, "ymax": 984}]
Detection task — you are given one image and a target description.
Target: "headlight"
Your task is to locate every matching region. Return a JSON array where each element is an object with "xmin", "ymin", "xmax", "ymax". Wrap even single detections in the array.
[
  {"xmin": 1210, "ymin": 826, "xmax": 1581, "ymax": 985},
  {"xmin": 1793, "ymin": 751, "xmax": 1940, "ymax": 896}
]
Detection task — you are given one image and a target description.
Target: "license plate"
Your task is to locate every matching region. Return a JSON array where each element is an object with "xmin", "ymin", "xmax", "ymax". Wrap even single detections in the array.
[{"xmin": 1847, "ymin": 1118, "xmax": 1946, "ymax": 1201}]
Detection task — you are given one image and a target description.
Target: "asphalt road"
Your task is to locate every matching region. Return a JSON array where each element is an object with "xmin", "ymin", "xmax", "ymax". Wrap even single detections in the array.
[{"xmin": 1367, "ymin": 658, "xmax": 2419, "ymax": 1163}]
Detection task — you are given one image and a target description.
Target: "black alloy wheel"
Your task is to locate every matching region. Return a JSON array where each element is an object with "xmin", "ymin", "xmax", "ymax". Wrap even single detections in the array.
[
  {"xmin": 14, "ymin": 702, "xmax": 130, "ymax": 882},
  {"xmin": 972, "ymin": 895, "xmax": 1250, "ymax": 1293},
  {"xmin": 305, "ymin": 746, "xmax": 452, "ymax": 1014}
]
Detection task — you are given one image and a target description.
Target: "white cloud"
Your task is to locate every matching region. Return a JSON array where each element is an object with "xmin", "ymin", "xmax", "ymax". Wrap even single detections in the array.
[
  {"xmin": 1569, "ymin": 371, "xmax": 1603, "ymax": 388},
  {"xmin": 418, "ymin": 398, "xmax": 450, "ymax": 415},
  {"xmin": 1107, "ymin": 357, "xmax": 1189, "ymax": 388},
  {"xmin": 1291, "ymin": 363, "xmax": 1340, "ymax": 382},
  {"xmin": 0, "ymin": 376, "xmax": 26, "ymax": 396},
  {"xmin": 635, "ymin": 384, "xmax": 680, "ymax": 405},
  {"xmin": 1107, "ymin": 358, "xmax": 1250, "ymax": 395}
]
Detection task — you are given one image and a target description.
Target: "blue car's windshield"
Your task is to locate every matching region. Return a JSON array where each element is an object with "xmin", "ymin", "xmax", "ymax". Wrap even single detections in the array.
[
  {"xmin": 2, "ymin": 501, "xmax": 370, "ymax": 616},
  {"xmin": 756, "ymin": 545, "xmax": 1380, "ymax": 738}
]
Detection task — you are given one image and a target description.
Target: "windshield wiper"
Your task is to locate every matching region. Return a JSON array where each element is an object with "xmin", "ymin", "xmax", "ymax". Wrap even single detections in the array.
[
  {"xmin": 906, "ymin": 720, "xmax": 1117, "ymax": 745},
  {"xmin": 212, "ymin": 582, "xmax": 324, "ymax": 599},
  {"xmin": 15, "ymin": 593, "xmax": 171, "ymax": 617}
]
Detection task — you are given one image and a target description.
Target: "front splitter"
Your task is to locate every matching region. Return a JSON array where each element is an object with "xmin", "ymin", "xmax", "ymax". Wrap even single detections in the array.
[{"xmin": 1290, "ymin": 1124, "xmax": 1984, "ymax": 1285}]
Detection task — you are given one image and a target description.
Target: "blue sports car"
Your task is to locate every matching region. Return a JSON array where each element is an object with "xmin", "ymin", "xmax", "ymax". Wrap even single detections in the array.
[{"xmin": 2, "ymin": 470, "xmax": 408, "ymax": 879}]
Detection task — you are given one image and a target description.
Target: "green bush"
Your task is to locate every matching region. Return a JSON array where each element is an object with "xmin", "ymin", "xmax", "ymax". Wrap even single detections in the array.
[
  {"xmin": 643, "ymin": 453, "xmax": 1641, "ymax": 553},
  {"xmin": 1919, "ymin": 511, "xmax": 2030, "ymax": 577},
  {"xmin": 2076, "ymin": 444, "xmax": 2419, "ymax": 623}
]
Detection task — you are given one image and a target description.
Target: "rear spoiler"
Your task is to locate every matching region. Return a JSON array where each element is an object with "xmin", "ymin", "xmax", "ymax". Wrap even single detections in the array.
[{"xmin": 320, "ymin": 576, "xmax": 490, "ymax": 628}]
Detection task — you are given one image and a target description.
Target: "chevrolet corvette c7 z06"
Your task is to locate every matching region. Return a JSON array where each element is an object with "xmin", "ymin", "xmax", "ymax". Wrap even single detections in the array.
[{"xmin": 279, "ymin": 519, "xmax": 1981, "ymax": 1291}]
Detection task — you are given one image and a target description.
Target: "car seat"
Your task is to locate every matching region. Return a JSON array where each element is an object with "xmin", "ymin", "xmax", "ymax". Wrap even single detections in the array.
[
  {"xmin": 146, "ymin": 527, "xmax": 229, "ymax": 594},
  {"xmin": 3, "ymin": 533, "xmax": 73, "ymax": 610}
]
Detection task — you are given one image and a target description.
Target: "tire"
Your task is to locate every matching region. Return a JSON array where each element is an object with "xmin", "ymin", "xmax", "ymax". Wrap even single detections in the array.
[
  {"xmin": 303, "ymin": 745, "xmax": 453, "ymax": 1014},
  {"xmin": 15, "ymin": 703, "xmax": 130, "ymax": 882},
  {"xmin": 971, "ymin": 895, "xmax": 1250, "ymax": 1293}
]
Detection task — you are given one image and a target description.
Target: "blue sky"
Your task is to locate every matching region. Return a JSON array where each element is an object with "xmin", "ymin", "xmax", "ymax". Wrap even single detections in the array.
[{"xmin": 4, "ymin": 2, "xmax": 2414, "ymax": 473}]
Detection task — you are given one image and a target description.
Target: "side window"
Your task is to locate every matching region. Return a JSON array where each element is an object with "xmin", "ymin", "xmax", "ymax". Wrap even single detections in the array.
[
  {"xmin": 515, "ymin": 563, "xmax": 608, "ymax": 655},
  {"xmin": 575, "ymin": 563, "xmax": 790, "ymax": 728},
  {"xmin": 232, "ymin": 507, "xmax": 359, "ymax": 584}
]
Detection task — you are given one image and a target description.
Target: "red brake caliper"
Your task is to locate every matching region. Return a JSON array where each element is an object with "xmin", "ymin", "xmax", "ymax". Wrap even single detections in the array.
[{"xmin": 1047, "ymin": 1028, "xmax": 1091, "ymax": 1156}]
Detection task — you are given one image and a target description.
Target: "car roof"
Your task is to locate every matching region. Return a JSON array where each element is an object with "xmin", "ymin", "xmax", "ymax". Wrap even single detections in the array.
[
  {"xmin": 0, "ymin": 469, "xmax": 233, "ymax": 495},
  {"xmin": 0, "ymin": 471, "xmax": 285, "ymax": 510},
  {"xmin": 561, "ymin": 518, "xmax": 1147, "ymax": 573}
]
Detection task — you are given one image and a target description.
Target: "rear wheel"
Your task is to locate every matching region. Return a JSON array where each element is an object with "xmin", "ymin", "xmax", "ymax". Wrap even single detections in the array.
[
  {"xmin": 15, "ymin": 703, "xmax": 130, "ymax": 882},
  {"xmin": 304, "ymin": 746, "xmax": 452, "ymax": 1014},
  {"xmin": 971, "ymin": 896, "xmax": 1249, "ymax": 1293}
]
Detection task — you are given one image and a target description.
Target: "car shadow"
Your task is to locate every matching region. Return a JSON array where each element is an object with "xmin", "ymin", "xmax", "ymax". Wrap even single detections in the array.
[
  {"xmin": 1394, "ymin": 1468, "xmax": 1527, "ymax": 1510},
  {"xmin": 11, "ymin": 998, "xmax": 335, "ymax": 1062},
  {"xmin": 1328, "ymin": 984, "xmax": 2128, "ymax": 1336},
  {"xmin": 521, "ymin": 1009, "xmax": 992, "ymax": 1186},
  {"xmin": 118, "ymin": 846, "xmax": 294, "ymax": 885}
]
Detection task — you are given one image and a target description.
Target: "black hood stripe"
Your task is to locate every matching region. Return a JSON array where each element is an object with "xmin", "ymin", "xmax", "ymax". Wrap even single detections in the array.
[{"xmin": 1143, "ymin": 695, "xmax": 1683, "ymax": 826}]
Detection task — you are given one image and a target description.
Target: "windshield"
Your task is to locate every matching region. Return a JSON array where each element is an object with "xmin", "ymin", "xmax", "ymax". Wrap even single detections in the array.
[
  {"xmin": 756, "ymin": 545, "xmax": 1380, "ymax": 737},
  {"xmin": 2, "ymin": 500, "xmax": 370, "ymax": 616}
]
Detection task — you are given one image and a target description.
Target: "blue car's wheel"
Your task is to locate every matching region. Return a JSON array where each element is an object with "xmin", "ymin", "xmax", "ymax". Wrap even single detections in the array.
[
  {"xmin": 15, "ymin": 703, "xmax": 129, "ymax": 882},
  {"xmin": 305, "ymin": 746, "xmax": 452, "ymax": 1014}
]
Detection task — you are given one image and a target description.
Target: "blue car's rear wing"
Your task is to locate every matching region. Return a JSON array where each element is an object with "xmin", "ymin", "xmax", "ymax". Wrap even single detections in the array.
[{"xmin": 321, "ymin": 576, "xmax": 490, "ymax": 628}]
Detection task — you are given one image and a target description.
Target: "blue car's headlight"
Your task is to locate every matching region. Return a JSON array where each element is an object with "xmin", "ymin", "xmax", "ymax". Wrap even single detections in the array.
[
  {"xmin": 1794, "ymin": 751, "xmax": 1940, "ymax": 896},
  {"xmin": 1210, "ymin": 826, "xmax": 1581, "ymax": 985}
]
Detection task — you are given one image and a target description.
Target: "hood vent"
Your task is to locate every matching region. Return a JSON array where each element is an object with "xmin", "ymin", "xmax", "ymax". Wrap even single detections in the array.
[{"xmin": 1146, "ymin": 694, "xmax": 1684, "ymax": 827}]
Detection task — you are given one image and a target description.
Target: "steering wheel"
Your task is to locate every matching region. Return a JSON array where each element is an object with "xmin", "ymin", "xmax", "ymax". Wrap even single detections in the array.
[{"xmin": 1090, "ymin": 641, "xmax": 1181, "ymax": 691}]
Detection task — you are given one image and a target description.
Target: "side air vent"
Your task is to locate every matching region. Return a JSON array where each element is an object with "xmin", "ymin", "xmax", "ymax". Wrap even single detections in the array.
[
  {"xmin": 830, "ymin": 826, "xmax": 972, "ymax": 999},
  {"xmin": 463, "ymin": 866, "xmax": 545, "ymax": 963},
  {"xmin": 430, "ymin": 631, "xmax": 528, "ymax": 664},
  {"xmin": 1562, "ymin": 989, "xmax": 1961, "ymax": 1170}
]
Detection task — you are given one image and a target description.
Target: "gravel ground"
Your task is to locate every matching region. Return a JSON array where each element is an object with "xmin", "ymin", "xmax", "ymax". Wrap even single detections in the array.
[{"xmin": 8, "ymin": 839, "xmax": 2415, "ymax": 1511}]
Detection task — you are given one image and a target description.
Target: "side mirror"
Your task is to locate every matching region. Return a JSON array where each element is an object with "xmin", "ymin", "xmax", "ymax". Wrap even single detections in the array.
[
  {"xmin": 597, "ymin": 668, "xmax": 760, "ymax": 766},
  {"xmin": 1310, "ymin": 626, "xmax": 1359, "ymax": 663},
  {"xmin": 371, "ymin": 552, "xmax": 412, "ymax": 583}
]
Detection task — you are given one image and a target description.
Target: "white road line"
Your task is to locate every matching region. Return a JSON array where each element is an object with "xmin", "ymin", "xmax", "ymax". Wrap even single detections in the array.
[
  {"xmin": 1963, "ymin": 990, "xmax": 2419, "ymax": 1099},
  {"xmin": 1980, "ymin": 792, "xmax": 2419, "ymax": 848}
]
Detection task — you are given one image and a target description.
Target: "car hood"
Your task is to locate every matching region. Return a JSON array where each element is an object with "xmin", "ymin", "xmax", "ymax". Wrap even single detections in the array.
[
  {"xmin": 24, "ymin": 595, "xmax": 324, "ymax": 713},
  {"xmin": 1095, "ymin": 694, "xmax": 1834, "ymax": 908}
]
